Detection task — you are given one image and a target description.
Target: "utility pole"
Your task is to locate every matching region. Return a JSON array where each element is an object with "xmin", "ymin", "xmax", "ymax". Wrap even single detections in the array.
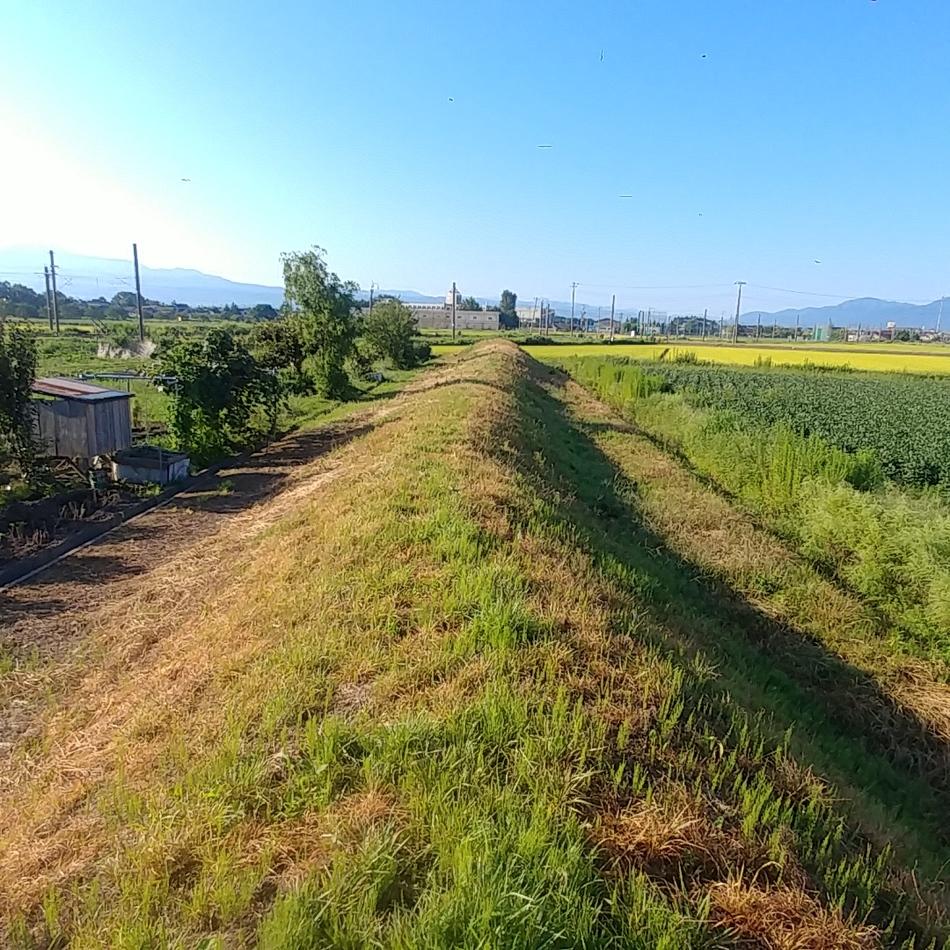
[
  {"xmin": 938, "ymin": 297, "xmax": 944, "ymax": 335},
  {"xmin": 719, "ymin": 312, "xmax": 724, "ymax": 339},
  {"xmin": 702, "ymin": 307, "xmax": 708, "ymax": 341},
  {"xmin": 48, "ymin": 250, "xmax": 60, "ymax": 334},
  {"xmin": 609, "ymin": 294, "xmax": 616, "ymax": 341},
  {"xmin": 756, "ymin": 312, "xmax": 761, "ymax": 340},
  {"xmin": 795, "ymin": 312, "xmax": 800, "ymax": 340},
  {"xmin": 133, "ymin": 243, "xmax": 145, "ymax": 342},
  {"xmin": 732, "ymin": 281, "xmax": 746, "ymax": 343},
  {"xmin": 369, "ymin": 282, "xmax": 375, "ymax": 313},
  {"xmin": 451, "ymin": 281, "xmax": 457, "ymax": 341},
  {"xmin": 43, "ymin": 266, "xmax": 54, "ymax": 331},
  {"xmin": 570, "ymin": 281, "xmax": 578, "ymax": 335}
]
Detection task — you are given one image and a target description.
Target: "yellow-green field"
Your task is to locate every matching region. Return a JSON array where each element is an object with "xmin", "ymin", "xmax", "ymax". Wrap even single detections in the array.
[{"xmin": 511, "ymin": 342, "xmax": 950, "ymax": 374}]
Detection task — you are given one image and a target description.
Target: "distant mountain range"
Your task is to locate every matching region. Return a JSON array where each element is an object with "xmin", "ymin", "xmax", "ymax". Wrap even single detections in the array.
[
  {"xmin": 1, "ymin": 249, "xmax": 944, "ymax": 328},
  {"xmin": 0, "ymin": 248, "xmax": 285, "ymax": 308},
  {"xmin": 521, "ymin": 296, "xmax": 946, "ymax": 330},
  {"xmin": 740, "ymin": 296, "xmax": 947, "ymax": 330}
]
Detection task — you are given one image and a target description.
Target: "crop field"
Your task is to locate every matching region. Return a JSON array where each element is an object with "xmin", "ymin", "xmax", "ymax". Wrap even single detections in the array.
[
  {"xmin": 603, "ymin": 359, "xmax": 950, "ymax": 488},
  {"xmin": 3, "ymin": 342, "xmax": 950, "ymax": 946},
  {"xmin": 525, "ymin": 342, "xmax": 950, "ymax": 374}
]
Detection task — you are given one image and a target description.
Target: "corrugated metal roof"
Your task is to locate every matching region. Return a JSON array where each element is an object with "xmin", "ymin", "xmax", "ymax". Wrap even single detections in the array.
[{"xmin": 32, "ymin": 377, "xmax": 133, "ymax": 402}]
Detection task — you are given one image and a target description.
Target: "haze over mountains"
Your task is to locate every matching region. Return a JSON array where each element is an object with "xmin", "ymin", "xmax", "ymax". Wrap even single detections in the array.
[
  {"xmin": 741, "ymin": 297, "xmax": 947, "ymax": 330},
  {"xmin": 0, "ymin": 248, "xmax": 944, "ymax": 329}
]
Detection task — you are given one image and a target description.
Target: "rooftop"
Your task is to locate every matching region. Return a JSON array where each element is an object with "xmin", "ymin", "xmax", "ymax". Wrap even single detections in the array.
[{"xmin": 32, "ymin": 377, "xmax": 134, "ymax": 402}]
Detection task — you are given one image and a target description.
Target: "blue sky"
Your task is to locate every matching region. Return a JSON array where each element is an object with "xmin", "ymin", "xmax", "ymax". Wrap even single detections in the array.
[{"xmin": 2, "ymin": 0, "xmax": 948, "ymax": 313}]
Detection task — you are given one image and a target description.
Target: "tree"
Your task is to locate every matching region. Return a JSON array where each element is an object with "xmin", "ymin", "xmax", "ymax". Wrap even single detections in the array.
[
  {"xmin": 362, "ymin": 299, "xmax": 428, "ymax": 369},
  {"xmin": 460, "ymin": 296, "xmax": 482, "ymax": 311},
  {"xmin": 159, "ymin": 328, "xmax": 279, "ymax": 463},
  {"xmin": 248, "ymin": 317, "xmax": 309, "ymax": 391},
  {"xmin": 282, "ymin": 247, "xmax": 358, "ymax": 398},
  {"xmin": 498, "ymin": 289, "xmax": 519, "ymax": 330},
  {"xmin": 0, "ymin": 322, "xmax": 37, "ymax": 479},
  {"xmin": 248, "ymin": 303, "xmax": 279, "ymax": 321}
]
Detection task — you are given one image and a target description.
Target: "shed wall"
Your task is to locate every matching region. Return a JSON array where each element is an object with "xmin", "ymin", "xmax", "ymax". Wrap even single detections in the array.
[{"xmin": 33, "ymin": 397, "xmax": 133, "ymax": 459}]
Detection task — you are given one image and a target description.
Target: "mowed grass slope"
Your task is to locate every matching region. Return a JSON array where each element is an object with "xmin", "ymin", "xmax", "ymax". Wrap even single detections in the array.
[{"xmin": 2, "ymin": 342, "xmax": 949, "ymax": 947}]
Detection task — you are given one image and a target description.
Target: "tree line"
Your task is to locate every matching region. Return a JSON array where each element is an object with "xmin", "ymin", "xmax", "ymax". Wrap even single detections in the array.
[
  {"xmin": 0, "ymin": 280, "xmax": 281, "ymax": 324},
  {"xmin": 0, "ymin": 248, "xmax": 433, "ymax": 480}
]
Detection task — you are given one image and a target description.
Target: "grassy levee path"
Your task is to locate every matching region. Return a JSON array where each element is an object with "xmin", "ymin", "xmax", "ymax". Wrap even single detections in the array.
[{"xmin": 1, "ymin": 341, "xmax": 949, "ymax": 947}]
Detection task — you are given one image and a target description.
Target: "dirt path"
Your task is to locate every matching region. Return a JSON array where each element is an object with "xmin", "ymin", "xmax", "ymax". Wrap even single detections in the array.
[
  {"xmin": 0, "ymin": 354, "xmax": 472, "ymax": 759},
  {"xmin": 0, "ymin": 409, "xmax": 406, "ymax": 759},
  {"xmin": 1, "ymin": 423, "xmax": 369, "ymax": 651}
]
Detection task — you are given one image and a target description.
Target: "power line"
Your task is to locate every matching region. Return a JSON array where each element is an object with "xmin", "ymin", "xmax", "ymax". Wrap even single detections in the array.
[
  {"xmin": 578, "ymin": 282, "xmax": 731, "ymax": 291},
  {"xmin": 747, "ymin": 282, "xmax": 935, "ymax": 304}
]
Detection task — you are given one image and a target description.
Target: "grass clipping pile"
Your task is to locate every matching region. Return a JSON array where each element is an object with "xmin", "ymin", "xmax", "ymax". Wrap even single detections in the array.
[{"xmin": 0, "ymin": 341, "xmax": 945, "ymax": 947}]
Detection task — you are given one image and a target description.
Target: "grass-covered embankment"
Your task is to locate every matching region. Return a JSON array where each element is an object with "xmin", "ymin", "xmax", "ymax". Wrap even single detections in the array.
[
  {"xmin": 557, "ymin": 357, "xmax": 950, "ymax": 667},
  {"xmin": 2, "ymin": 342, "xmax": 949, "ymax": 947}
]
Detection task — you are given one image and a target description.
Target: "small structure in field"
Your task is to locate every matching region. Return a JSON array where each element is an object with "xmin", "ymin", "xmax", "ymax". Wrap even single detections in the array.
[
  {"xmin": 111, "ymin": 446, "xmax": 190, "ymax": 486},
  {"xmin": 32, "ymin": 377, "xmax": 134, "ymax": 461}
]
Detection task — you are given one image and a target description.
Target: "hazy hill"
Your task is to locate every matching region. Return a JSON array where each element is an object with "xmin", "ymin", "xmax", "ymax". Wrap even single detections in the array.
[
  {"xmin": 0, "ymin": 247, "xmax": 285, "ymax": 308},
  {"xmin": 742, "ymin": 296, "xmax": 947, "ymax": 329},
  {"xmin": 0, "ymin": 248, "xmax": 458, "ymax": 309}
]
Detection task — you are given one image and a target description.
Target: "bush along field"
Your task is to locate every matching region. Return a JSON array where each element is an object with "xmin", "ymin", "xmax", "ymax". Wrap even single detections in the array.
[
  {"xmin": 3, "ymin": 342, "xmax": 950, "ymax": 947},
  {"xmin": 557, "ymin": 356, "xmax": 950, "ymax": 666}
]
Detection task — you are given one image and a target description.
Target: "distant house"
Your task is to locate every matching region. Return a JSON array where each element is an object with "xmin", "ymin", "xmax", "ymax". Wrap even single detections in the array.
[{"xmin": 31, "ymin": 377, "xmax": 133, "ymax": 460}]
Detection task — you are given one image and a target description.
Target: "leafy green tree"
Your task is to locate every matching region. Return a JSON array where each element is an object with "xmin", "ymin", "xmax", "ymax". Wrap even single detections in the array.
[
  {"xmin": 498, "ymin": 289, "xmax": 519, "ymax": 329},
  {"xmin": 159, "ymin": 328, "xmax": 279, "ymax": 463},
  {"xmin": 460, "ymin": 296, "xmax": 482, "ymax": 311},
  {"xmin": 248, "ymin": 303, "xmax": 279, "ymax": 321},
  {"xmin": 0, "ymin": 322, "xmax": 38, "ymax": 478},
  {"xmin": 248, "ymin": 317, "xmax": 309, "ymax": 391},
  {"xmin": 282, "ymin": 247, "xmax": 358, "ymax": 398},
  {"xmin": 362, "ymin": 299, "xmax": 424, "ymax": 369}
]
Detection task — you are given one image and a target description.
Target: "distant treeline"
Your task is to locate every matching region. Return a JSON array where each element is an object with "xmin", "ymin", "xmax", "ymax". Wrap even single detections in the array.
[{"xmin": 0, "ymin": 281, "xmax": 281, "ymax": 323}]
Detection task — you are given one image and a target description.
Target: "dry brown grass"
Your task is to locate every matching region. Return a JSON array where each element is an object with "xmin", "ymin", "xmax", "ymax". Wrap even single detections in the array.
[
  {"xmin": 708, "ymin": 877, "xmax": 879, "ymax": 948},
  {"xmin": 596, "ymin": 796, "xmax": 713, "ymax": 866}
]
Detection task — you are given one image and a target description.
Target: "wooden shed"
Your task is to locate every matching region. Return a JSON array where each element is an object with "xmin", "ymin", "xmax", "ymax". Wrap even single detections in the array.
[{"xmin": 32, "ymin": 377, "xmax": 134, "ymax": 460}]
